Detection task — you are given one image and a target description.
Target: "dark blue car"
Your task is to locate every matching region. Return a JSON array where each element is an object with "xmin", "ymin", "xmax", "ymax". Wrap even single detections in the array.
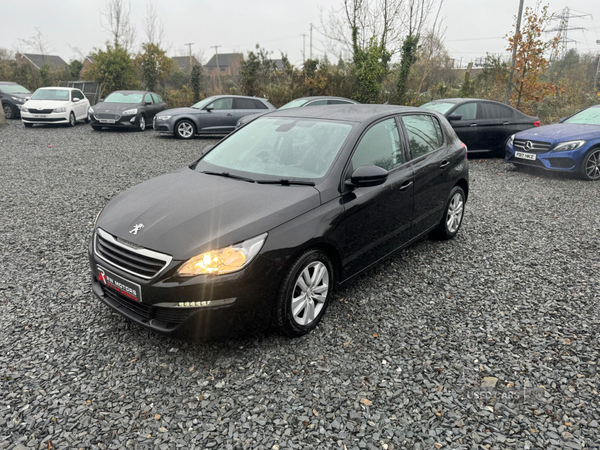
[{"xmin": 505, "ymin": 105, "xmax": 600, "ymax": 180}]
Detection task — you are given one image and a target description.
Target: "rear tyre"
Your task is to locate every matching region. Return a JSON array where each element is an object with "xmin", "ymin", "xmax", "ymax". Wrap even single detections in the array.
[
  {"xmin": 274, "ymin": 249, "xmax": 334, "ymax": 337},
  {"xmin": 432, "ymin": 186, "xmax": 465, "ymax": 240},
  {"xmin": 68, "ymin": 112, "xmax": 76, "ymax": 127},
  {"xmin": 136, "ymin": 114, "xmax": 146, "ymax": 131},
  {"xmin": 23, "ymin": 122, "xmax": 33, "ymax": 128},
  {"xmin": 175, "ymin": 120, "xmax": 195, "ymax": 139},
  {"xmin": 580, "ymin": 148, "xmax": 600, "ymax": 181}
]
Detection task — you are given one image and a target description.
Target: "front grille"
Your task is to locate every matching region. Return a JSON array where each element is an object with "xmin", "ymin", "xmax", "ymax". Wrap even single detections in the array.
[
  {"xmin": 95, "ymin": 228, "xmax": 172, "ymax": 279},
  {"xmin": 23, "ymin": 118, "xmax": 64, "ymax": 122},
  {"xmin": 514, "ymin": 139, "xmax": 552, "ymax": 154},
  {"xmin": 28, "ymin": 108, "xmax": 53, "ymax": 114},
  {"xmin": 154, "ymin": 307, "xmax": 194, "ymax": 324},
  {"xmin": 95, "ymin": 113, "xmax": 121, "ymax": 120}
]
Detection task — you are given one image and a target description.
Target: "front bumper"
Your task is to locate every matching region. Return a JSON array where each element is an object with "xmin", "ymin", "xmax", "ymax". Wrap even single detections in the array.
[
  {"xmin": 21, "ymin": 111, "xmax": 69, "ymax": 124},
  {"xmin": 90, "ymin": 113, "xmax": 140, "ymax": 128},
  {"xmin": 153, "ymin": 117, "xmax": 174, "ymax": 133},
  {"xmin": 505, "ymin": 143, "xmax": 586, "ymax": 172},
  {"xmin": 88, "ymin": 231, "xmax": 281, "ymax": 339}
]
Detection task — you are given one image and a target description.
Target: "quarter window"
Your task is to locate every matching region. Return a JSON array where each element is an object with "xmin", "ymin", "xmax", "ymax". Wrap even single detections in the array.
[
  {"xmin": 402, "ymin": 115, "xmax": 444, "ymax": 158},
  {"xmin": 208, "ymin": 98, "xmax": 233, "ymax": 110},
  {"xmin": 351, "ymin": 118, "xmax": 404, "ymax": 171},
  {"xmin": 253, "ymin": 99, "xmax": 268, "ymax": 109}
]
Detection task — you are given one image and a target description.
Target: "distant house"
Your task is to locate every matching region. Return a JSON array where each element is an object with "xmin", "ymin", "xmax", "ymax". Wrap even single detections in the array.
[
  {"xmin": 271, "ymin": 59, "xmax": 285, "ymax": 71},
  {"xmin": 16, "ymin": 53, "xmax": 68, "ymax": 71},
  {"xmin": 171, "ymin": 55, "xmax": 201, "ymax": 73},
  {"xmin": 80, "ymin": 56, "xmax": 95, "ymax": 76},
  {"xmin": 204, "ymin": 53, "xmax": 243, "ymax": 77}
]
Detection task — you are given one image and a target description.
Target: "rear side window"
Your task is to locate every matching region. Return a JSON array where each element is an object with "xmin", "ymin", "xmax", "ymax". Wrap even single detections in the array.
[
  {"xmin": 328, "ymin": 99, "xmax": 353, "ymax": 105},
  {"xmin": 233, "ymin": 98, "xmax": 258, "ymax": 109},
  {"xmin": 209, "ymin": 98, "xmax": 233, "ymax": 110},
  {"xmin": 402, "ymin": 115, "xmax": 444, "ymax": 159},
  {"xmin": 452, "ymin": 103, "xmax": 477, "ymax": 121},
  {"xmin": 481, "ymin": 102, "xmax": 513, "ymax": 119},
  {"xmin": 351, "ymin": 118, "xmax": 404, "ymax": 171},
  {"xmin": 253, "ymin": 99, "xmax": 268, "ymax": 109}
]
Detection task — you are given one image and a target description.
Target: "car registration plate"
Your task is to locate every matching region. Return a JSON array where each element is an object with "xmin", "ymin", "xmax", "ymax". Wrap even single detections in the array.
[
  {"xmin": 100, "ymin": 119, "xmax": 116, "ymax": 123},
  {"xmin": 515, "ymin": 151, "xmax": 536, "ymax": 161},
  {"xmin": 33, "ymin": 114, "xmax": 47, "ymax": 118},
  {"xmin": 97, "ymin": 265, "xmax": 142, "ymax": 302}
]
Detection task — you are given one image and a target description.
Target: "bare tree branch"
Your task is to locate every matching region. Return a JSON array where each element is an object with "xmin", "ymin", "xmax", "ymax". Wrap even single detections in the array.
[
  {"xmin": 143, "ymin": 2, "xmax": 164, "ymax": 45},
  {"xmin": 101, "ymin": 0, "xmax": 137, "ymax": 51},
  {"xmin": 20, "ymin": 28, "xmax": 53, "ymax": 56}
]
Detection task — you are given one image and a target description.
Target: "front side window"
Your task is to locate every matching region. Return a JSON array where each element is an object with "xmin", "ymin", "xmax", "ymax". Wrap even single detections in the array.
[
  {"xmin": 144, "ymin": 93, "xmax": 154, "ymax": 104},
  {"xmin": 305, "ymin": 100, "xmax": 328, "ymax": 107},
  {"xmin": 452, "ymin": 103, "xmax": 477, "ymax": 121},
  {"xmin": 351, "ymin": 118, "xmax": 404, "ymax": 171},
  {"xmin": 402, "ymin": 115, "xmax": 444, "ymax": 159},
  {"xmin": 71, "ymin": 90, "xmax": 84, "ymax": 101},
  {"xmin": 31, "ymin": 89, "xmax": 70, "ymax": 101},
  {"xmin": 208, "ymin": 98, "xmax": 233, "ymax": 110},
  {"xmin": 151, "ymin": 93, "xmax": 162, "ymax": 103},
  {"xmin": 198, "ymin": 118, "xmax": 353, "ymax": 180}
]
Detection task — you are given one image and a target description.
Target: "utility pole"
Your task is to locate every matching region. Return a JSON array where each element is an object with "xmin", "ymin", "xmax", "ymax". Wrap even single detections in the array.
[
  {"xmin": 184, "ymin": 42, "xmax": 194, "ymax": 72},
  {"xmin": 546, "ymin": 7, "xmax": 590, "ymax": 58},
  {"xmin": 505, "ymin": 0, "xmax": 525, "ymax": 103},
  {"xmin": 301, "ymin": 33, "xmax": 307, "ymax": 61},
  {"xmin": 595, "ymin": 40, "xmax": 600, "ymax": 90},
  {"xmin": 310, "ymin": 24, "xmax": 313, "ymax": 60},
  {"xmin": 212, "ymin": 45, "xmax": 221, "ymax": 93}
]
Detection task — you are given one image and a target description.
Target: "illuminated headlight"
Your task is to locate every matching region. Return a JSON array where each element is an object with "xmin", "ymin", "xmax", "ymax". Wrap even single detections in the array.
[
  {"xmin": 506, "ymin": 134, "xmax": 515, "ymax": 147},
  {"xmin": 122, "ymin": 108, "xmax": 138, "ymax": 116},
  {"xmin": 53, "ymin": 107, "xmax": 66, "ymax": 113},
  {"xmin": 156, "ymin": 115, "xmax": 171, "ymax": 120},
  {"xmin": 12, "ymin": 96, "xmax": 25, "ymax": 103},
  {"xmin": 552, "ymin": 140, "xmax": 586, "ymax": 152},
  {"xmin": 89, "ymin": 106, "xmax": 95, "ymax": 113},
  {"xmin": 176, "ymin": 233, "xmax": 267, "ymax": 276},
  {"xmin": 21, "ymin": 107, "xmax": 28, "ymax": 113}
]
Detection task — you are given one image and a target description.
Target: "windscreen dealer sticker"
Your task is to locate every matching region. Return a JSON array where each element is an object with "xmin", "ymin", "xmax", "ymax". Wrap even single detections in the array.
[{"xmin": 97, "ymin": 266, "xmax": 142, "ymax": 302}]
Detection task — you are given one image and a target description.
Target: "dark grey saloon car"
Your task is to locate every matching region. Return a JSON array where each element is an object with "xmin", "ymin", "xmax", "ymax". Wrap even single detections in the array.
[{"xmin": 153, "ymin": 95, "xmax": 276, "ymax": 139}]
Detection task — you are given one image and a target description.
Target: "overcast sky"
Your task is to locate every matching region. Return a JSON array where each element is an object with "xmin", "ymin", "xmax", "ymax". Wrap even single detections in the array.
[{"xmin": 2, "ymin": 0, "xmax": 599, "ymax": 68}]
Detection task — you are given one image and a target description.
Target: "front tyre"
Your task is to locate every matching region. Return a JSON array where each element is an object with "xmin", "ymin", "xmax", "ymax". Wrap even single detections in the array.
[
  {"xmin": 580, "ymin": 148, "xmax": 600, "ymax": 181},
  {"xmin": 432, "ymin": 186, "xmax": 465, "ymax": 240},
  {"xmin": 275, "ymin": 250, "xmax": 334, "ymax": 337},
  {"xmin": 175, "ymin": 120, "xmax": 195, "ymax": 139},
  {"xmin": 3, "ymin": 103, "xmax": 15, "ymax": 119},
  {"xmin": 68, "ymin": 112, "xmax": 76, "ymax": 127},
  {"xmin": 136, "ymin": 114, "xmax": 146, "ymax": 131}
]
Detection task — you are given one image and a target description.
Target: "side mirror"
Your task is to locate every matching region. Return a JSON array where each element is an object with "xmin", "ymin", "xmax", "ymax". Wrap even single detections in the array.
[
  {"xmin": 145, "ymin": 101, "xmax": 152, "ymax": 106},
  {"xmin": 205, "ymin": 106, "xmax": 213, "ymax": 112},
  {"xmin": 25, "ymin": 96, "xmax": 31, "ymax": 100},
  {"xmin": 447, "ymin": 114, "xmax": 462, "ymax": 121},
  {"xmin": 558, "ymin": 117, "xmax": 566, "ymax": 123},
  {"xmin": 345, "ymin": 165, "xmax": 388, "ymax": 188},
  {"xmin": 73, "ymin": 98, "xmax": 80, "ymax": 103}
]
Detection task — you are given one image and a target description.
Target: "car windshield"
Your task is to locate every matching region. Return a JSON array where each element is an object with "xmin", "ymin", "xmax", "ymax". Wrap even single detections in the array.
[
  {"xmin": 564, "ymin": 106, "xmax": 600, "ymax": 125},
  {"xmin": 278, "ymin": 98, "xmax": 310, "ymax": 110},
  {"xmin": 197, "ymin": 117, "xmax": 353, "ymax": 180},
  {"xmin": 421, "ymin": 102, "xmax": 455, "ymax": 114},
  {"xmin": 104, "ymin": 92, "xmax": 143, "ymax": 103},
  {"xmin": 30, "ymin": 89, "xmax": 70, "ymax": 101},
  {"xmin": 191, "ymin": 97, "xmax": 216, "ymax": 109},
  {"xmin": 0, "ymin": 85, "xmax": 30, "ymax": 94}
]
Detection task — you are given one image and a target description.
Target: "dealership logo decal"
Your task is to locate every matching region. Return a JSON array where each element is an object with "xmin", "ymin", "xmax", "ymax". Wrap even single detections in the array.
[
  {"xmin": 98, "ymin": 267, "xmax": 107, "ymax": 284},
  {"xmin": 129, "ymin": 223, "xmax": 144, "ymax": 235},
  {"xmin": 524, "ymin": 141, "xmax": 533, "ymax": 151}
]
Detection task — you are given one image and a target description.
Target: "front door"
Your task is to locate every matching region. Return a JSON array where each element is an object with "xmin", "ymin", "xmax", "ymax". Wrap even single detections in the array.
[
  {"xmin": 340, "ymin": 117, "xmax": 414, "ymax": 280},
  {"xmin": 201, "ymin": 97, "xmax": 235, "ymax": 133}
]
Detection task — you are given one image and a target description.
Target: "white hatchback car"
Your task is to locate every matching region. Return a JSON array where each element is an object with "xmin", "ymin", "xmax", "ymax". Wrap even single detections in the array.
[{"xmin": 21, "ymin": 87, "xmax": 91, "ymax": 127}]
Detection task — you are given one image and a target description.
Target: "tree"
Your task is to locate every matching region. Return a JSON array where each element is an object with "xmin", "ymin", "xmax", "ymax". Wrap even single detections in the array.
[
  {"xmin": 136, "ymin": 43, "xmax": 172, "ymax": 92},
  {"xmin": 84, "ymin": 44, "xmax": 138, "ymax": 94},
  {"xmin": 20, "ymin": 28, "xmax": 52, "ymax": 56},
  {"xmin": 191, "ymin": 65, "xmax": 203, "ymax": 102},
  {"xmin": 101, "ymin": 0, "xmax": 136, "ymax": 51},
  {"xmin": 69, "ymin": 60, "xmax": 84, "ymax": 81},
  {"xmin": 143, "ymin": 2, "xmax": 164, "ymax": 45},
  {"xmin": 506, "ymin": 1, "xmax": 561, "ymax": 111},
  {"xmin": 240, "ymin": 45, "xmax": 276, "ymax": 97}
]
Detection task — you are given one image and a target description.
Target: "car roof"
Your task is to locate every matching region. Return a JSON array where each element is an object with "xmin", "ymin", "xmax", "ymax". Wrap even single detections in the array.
[
  {"xmin": 208, "ymin": 94, "xmax": 269, "ymax": 101},
  {"xmin": 426, "ymin": 98, "xmax": 516, "ymax": 107},
  {"xmin": 36, "ymin": 86, "xmax": 76, "ymax": 91},
  {"xmin": 111, "ymin": 90, "xmax": 149, "ymax": 94},
  {"xmin": 0, "ymin": 81, "xmax": 18, "ymax": 85},
  {"xmin": 261, "ymin": 104, "xmax": 429, "ymax": 123},
  {"xmin": 296, "ymin": 96, "xmax": 357, "ymax": 102}
]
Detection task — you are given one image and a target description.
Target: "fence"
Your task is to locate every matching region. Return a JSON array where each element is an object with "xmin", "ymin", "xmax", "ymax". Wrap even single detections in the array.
[{"xmin": 58, "ymin": 81, "xmax": 102, "ymax": 105}]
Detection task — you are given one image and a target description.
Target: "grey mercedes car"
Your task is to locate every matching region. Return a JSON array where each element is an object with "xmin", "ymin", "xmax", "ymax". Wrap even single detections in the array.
[{"xmin": 153, "ymin": 95, "xmax": 275, "ymax": 139}]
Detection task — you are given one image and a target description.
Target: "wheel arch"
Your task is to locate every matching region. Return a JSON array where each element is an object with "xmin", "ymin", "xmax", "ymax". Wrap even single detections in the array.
[{"xmin": 454, "ymin": 178, "xmax": 469, "ymax": 201}]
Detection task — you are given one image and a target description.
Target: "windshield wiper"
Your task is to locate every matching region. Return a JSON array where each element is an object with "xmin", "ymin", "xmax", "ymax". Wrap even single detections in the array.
[
  {"xmin": 256, "ymin": 179, "xmax": 315, "ymax": 186},
  {"xmin": 202, "ymin": 171, "xmax": 256, "ymax": 183}
]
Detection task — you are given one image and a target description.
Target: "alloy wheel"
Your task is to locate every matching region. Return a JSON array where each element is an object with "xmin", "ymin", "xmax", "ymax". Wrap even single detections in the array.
[
  {"xmin": 446, "ymin": 192, "xmax": 464, "ymax": 234},
  {"xmin": 291, "ymin": 261, "xmax": 329, "ymax": 326},
  {"xmin": 177, "ymin": 121, "xmax": 194, "ymax": 138},
  {"xmin": 139, "ymin": 115, "xmax": 146, "ymax": 131},
  {"xmin": 584, "ymin": 149, "xmax": 600, "ymax": 180},
  {"xmin": 3, "ymin": 104, "xmax": 13, "ymax": 119}
]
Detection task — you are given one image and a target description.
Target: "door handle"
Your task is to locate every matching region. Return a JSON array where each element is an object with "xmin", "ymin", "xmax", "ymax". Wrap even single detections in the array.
[
  {"xmin": 440, "ymin": 161, "xmax": 450, "ymax": 169},
  {"xmin": 469, "ymin": 123, "xmax": 477, "ymax": 127},
  {"xmin": 503, "ymin": 121, "xmax": 510, "ymax": 125},
  {"xmin": 399, "ymin": 180, "xmax": 413, "ymax": 192},
  {"xmin": 227, "ymin": 113, "xmax": 233, "ymax": 117}
]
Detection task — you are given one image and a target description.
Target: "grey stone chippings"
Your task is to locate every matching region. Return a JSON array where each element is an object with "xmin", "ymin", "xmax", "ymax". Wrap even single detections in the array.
[{"xmin": 0, "ymin": 121, "xmax": 599, "ymax": 449}]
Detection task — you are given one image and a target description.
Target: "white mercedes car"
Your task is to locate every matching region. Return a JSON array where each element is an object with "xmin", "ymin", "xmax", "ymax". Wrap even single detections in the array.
[{"xmin": 21, "ymin": 87, "xmax": 90, "ymax": 127}]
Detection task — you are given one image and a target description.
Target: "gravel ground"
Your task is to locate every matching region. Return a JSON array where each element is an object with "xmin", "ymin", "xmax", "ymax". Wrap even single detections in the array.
[{"xmin": 1, "ymin": 120, "xmax": 599, "ymax": 450}]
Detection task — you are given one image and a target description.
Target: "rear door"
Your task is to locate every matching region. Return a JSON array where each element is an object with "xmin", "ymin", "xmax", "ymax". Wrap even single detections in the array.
[
  {"xmin": 340, "ymin": 117, "xmax": 414, "ymax": 278},
  {"xmin": 201, "ymin": 97, "xmax": 235, "ymax": 133},
  {"xmin": 400, "ymin": 113, "xmax": 452, "ymax": 236},
  {"xmin": 233, "ymin": 97, "xmax": 262, "ymax": 124},
  {"xmin": 479, "ymin": 102, "xmax": 519, "ymax": 150}
]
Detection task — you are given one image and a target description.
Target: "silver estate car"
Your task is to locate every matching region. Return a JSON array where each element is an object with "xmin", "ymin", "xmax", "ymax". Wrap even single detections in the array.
[{"xmin": 153, "ymin": 95, "xmax": 275, "ymax": 139}]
